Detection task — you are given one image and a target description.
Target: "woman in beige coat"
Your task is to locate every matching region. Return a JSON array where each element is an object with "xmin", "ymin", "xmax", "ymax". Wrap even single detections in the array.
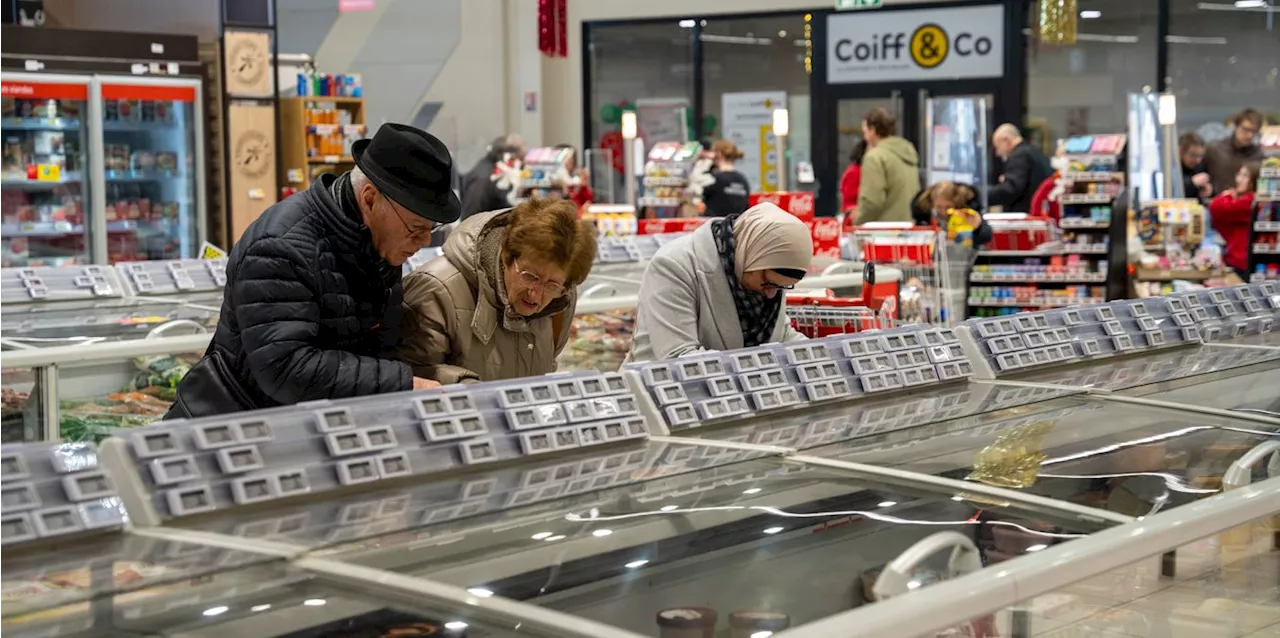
[
  {"xmin": 626, "ymin": 202, "xmax": 812, "ymax": 363},
  {"xmin": 399, "ymin": 198, "xmax": 597, "ymax": 383}
]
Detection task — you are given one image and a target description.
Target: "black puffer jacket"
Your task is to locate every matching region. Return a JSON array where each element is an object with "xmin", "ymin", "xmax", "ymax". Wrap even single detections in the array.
[{"xmin": 172, "ymin": 174, "xmax": 412, "ymax": 416}]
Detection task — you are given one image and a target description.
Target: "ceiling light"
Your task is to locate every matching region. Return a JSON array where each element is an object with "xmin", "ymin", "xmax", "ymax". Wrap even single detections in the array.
[
  {"xmin": 777, "ymin": 30, "xmax": 787, "ymax": 37},
  {"xmin": 763, "ymin": 526, "xmax": 785, "ymax": 534},
  {"xmin": 951, "ymin": 495, "xmax": 964, "ymax": 501},
  {"xmin": 303, "ymin": 599, "xmax": 327, "ymax": 607},
  {"xmin": 625, "ymin": 559, "xmax": 650, "ymax": 568},
  {"xmin": 751, "ymin": 632, "xmax": 775, "ymax": 638},
  {"xmin": 1080, "ymin": 9, "xmax": 1102, "ymax": 18},
  {"xmin": 531, "ymin": 532, "xmax": 552, "ymax": 540},
  {"xmin": 743, "ymin": 488, "xmax": 762, "ymax": 494},
  {"xmin": 679, "ymin": 19, "xmax": 696, "ymax": 28},
  {"xmin": 445, "ymin": 621, "xmax": 469, "ymax": 630},
  {"xmin": 1234, "ymin": 0, "xmax": 1266, "ymax": 7},
  {"xmin": 1026, "ymin": 544, "xmax": 1048, "ymax": 552},
  {"xmin": 466, "ymin": 587, "xmax": 495, "ymax": 598},
  {"xmin": 202, "ymin": 606, "xmax": 229, "ymax": 617},
  {"xmin": 877, "ymin": 501, "xmax": 897, "ymax": 508},
  {"xmin": 544, "ymin": 534, "xmax": 566, "ymax": 541},
  {"xmin": 250, "ymin": 604, "xmax": 272, "ymax": 612},
  {"xmin": 660, "ymin": 505, "xmax": 679, "ymax": 512},
  {"xmin": 592, "ymin": 529, "xmax": 614, "ymax": 537}
]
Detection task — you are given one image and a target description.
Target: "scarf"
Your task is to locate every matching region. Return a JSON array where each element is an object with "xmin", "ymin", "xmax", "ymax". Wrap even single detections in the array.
[{"xmin": 711, "ymin": 215, "xmax": 781, "ymax": 348}]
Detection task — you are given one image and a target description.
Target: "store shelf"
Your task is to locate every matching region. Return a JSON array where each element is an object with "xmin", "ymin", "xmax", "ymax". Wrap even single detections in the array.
[
  {"xmin": 1133, "ymin": 268, "xmax": 1221, "ymax": 282},
  {"xmin": 0, "ymin": 221, "xmax": 86, "ymax": 238},
  {"xmin": 299, "ymin": 96, "xmax": 365, "ymax": 105},
  {"xmin": 1058, "ymin": 218, "xmax": 1111, "ymax": 230},
  {"xmin": 969, "ymin": 273, "xmax": 1106, "ymax": 283},
  {"xmin": 1252, "ymin": 244, "xmax": 1280, "ymax": 255},
  {"xmin": 1254, "ymin": 221, "xmax": 1280, "ymax": 232},
  {"xmin": 642, "ymin": 177, "xmax": 685, "ymax": 187},
  {"xmin": 638, "ymin": 197, "xmax": 683, "ymax": 207},
  {"xmin": 1, "ymin": 117, "xmax": 82, "ymax": 131},
  {"xmin": 308, "ymin": 155, "xmax": 355, "ymax": 164},
  {"xmin": 1, "ymin": 171, "xmax": 84, "ymax": 187},
  {"xmin": 104, "ymin": 170, "xmax": 187, "ymax": 182},
  {"xmin": 1061, "ymin": 245, "xmax": 1109, "ymax": 255},
  {"xmin": 967, "ymin": 296, "xmax": 1104, "ymax": 307},
  {"xmin": 1061, "ymin": 171, "xmax": 1124, "ymax": 182},
  {"xmin": 1059, "ymin": 194, "xmax": 1115, "ymax": 205}
]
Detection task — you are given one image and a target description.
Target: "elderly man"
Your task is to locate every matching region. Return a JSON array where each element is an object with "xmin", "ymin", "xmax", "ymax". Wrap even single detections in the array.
[
  {"xmin": 166, "ymin": 123, "xmax": 460, "ymax": 419},
  {"xmin": 989, "ymin": 123, "xmax": 1053, "ymax": 213}
]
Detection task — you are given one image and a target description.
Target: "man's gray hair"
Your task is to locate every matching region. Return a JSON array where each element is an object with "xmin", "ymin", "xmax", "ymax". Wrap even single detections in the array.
[
  {"xmin": 350, "ymin": 165, "xmax": 371, "ymax": 191},
  {"xmin": 994, "ymin": 123, "xmax": 1022, "ymax": 142}
]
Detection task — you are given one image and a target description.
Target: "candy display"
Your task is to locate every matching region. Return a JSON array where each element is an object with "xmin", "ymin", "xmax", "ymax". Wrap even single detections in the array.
[
  {"xmin": 967, "ymin": 285, "xmax": 1105, "ymax": 315},
  {"xmin": 640, "ymin": 141, "xmax": 704, "ymax": 217},
  {"xmin": 515, "ymin": 146, "xmax": 578, "ymax": 202},
  {"xmin": 305, "ymin": 106, "xmax": 366, "ymax": 159},
  {"xmin": 1247, "ymin": 145, "xmax": 1280, "ymax": 281}
]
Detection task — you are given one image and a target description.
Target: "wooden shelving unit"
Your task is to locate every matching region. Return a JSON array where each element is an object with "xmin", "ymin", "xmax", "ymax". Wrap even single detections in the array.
[{"xmin": 279, "ymin": 96, "xmax": 367, "ymax": 192}]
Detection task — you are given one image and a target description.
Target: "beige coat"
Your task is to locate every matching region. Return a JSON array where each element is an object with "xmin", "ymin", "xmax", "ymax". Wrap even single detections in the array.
[{"xmin": 399, "ymin": 210, "xmax": 575, "ymax": 384}]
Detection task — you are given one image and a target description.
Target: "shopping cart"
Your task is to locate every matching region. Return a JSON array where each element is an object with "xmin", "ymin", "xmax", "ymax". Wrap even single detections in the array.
[
  {"xmin": 850, "ymin": 222, "xmax": 971, "ymax": 327},
  {"xmin": 785, "ymin": 285, "xmax": 899, "ymax": 338}
]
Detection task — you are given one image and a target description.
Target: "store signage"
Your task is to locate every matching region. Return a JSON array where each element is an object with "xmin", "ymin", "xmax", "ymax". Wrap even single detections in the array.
[
  {"xmin": 722, "ymin": 91, "xmax": 787, "ymax": 193},
  {"xmin": 836, "ymin": 0, "xmax": 881, "ymax": 9},
  {"xmin": 827, "ymin": 4, "xmax": 1004, "ymax": 83}
]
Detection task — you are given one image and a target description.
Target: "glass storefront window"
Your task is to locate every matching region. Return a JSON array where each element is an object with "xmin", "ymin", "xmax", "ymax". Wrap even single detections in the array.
[
  {"xmin": 1025, "ymin": 0, "xmax": 1160, "ymax": 143},
  {"xmin": 701, "ymin": 13, "xmax": 813, "ymax": 193},
  {"xmin": 1167, "ymin": 0, "xmax": 1280, "ymax": 140},
  {"xmin": 586, "ymin": 21, "xmax": 695, "ymax": 202}
]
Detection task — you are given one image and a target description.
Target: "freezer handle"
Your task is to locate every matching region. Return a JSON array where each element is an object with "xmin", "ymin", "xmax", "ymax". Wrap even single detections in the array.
[
  {"xmin": 146, "ymin": 319, "xmax": 209, "ymax": 339},
  {"xmin": 1222, "ymin": 440, "xmax": 1280, "ymax": 490},
  {"xmin": 872, "ymin": 530, "xmax": 983, "ymax": 601}
]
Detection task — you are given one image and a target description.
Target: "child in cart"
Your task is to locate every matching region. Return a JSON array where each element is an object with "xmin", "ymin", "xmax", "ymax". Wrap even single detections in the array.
[{"xmin": 911, "ymin": 181, "xmax": 993, "ymax": 248}]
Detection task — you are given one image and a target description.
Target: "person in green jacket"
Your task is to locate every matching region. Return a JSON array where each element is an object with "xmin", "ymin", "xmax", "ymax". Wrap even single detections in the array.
[{"xmin": 855, "ymin": 107, "xmax": 921, "ymax": 225}]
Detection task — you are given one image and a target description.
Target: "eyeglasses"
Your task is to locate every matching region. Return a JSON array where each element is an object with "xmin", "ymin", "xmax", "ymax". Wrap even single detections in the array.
[
  {"xmin": 761, "ymin": 280, "xmax": 797, "ymax": 292},
  {"xmin": 515, "ymin": 261, "xmax": 566, "ymax": 297},
  {"xmin": 383, "ymin": 193, "xmax": 440, "ymax": 242}
]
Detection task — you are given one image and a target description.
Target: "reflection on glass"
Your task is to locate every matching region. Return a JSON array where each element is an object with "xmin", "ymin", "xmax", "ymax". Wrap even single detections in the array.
[
  {"xmin": 1, "ymin": 80, "xmax": 92, "ymax": 267},
  {"xmin": 1, "ymin": 367, "xmax": 41, "ymax": 442}
]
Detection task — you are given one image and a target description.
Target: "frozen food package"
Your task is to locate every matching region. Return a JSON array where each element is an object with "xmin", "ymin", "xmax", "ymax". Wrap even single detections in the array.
[{"xmin": 656, "ymin": 607, "xmax": 718, "ymax": 638}]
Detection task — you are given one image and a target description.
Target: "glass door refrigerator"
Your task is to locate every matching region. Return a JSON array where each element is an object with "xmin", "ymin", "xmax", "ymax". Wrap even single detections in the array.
[
  {"xmin": 95, "ymin": 77, "xmax": 205, "ymax": 263},
  {"xmin": 1, "ymin": 73, "xmax": 94, "ymax": 267},
  {"xmin": 2, "ymin": 73, "xmax": 206, "ymax": 265}
]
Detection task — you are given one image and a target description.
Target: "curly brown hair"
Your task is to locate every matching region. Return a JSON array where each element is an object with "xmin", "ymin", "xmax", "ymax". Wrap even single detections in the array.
[{"xmin": 501, "ymin": 197, "xmax": 597, "ymax": 285}]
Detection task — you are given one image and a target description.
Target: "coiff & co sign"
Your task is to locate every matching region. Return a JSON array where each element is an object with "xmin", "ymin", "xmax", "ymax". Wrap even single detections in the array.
[{"xmin": 827, "ymin": 4, "xmax": 1004, "ymax": 83}]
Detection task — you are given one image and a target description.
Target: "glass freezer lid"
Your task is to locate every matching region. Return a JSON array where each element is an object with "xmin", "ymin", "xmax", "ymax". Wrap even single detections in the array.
[
  {"xmin": 181, "ymin": 439, "xmax": 774, "ymax": 551},
  {"xmin": 0, "ymin": 292, "xmax": 220, "ymax": 347},
  {"xmin": 3, "ymin": 558, "xmax": 542, "ymax": 638},
  {"xmin": 805, "ymin": 398, "xmax": 1280, "ymax": 518},
  {"xmin": 1012, "ymin": 343, "xmax": 1280, "ymax": 397},
  {"xmin": 321, "ymin": 455, "xmax": 1118, "ymax": 635},
  {"xmin": 1, "ymin": 531, "xmax": 281, "ymax": 621},
  {"xmin": 1118, "ymin": 363, "xmax": 1280, "ymax": 414}
]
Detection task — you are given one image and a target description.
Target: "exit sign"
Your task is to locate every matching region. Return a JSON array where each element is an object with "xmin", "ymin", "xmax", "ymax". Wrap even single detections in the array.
[{"xmin": 837, "ymin": 0, "xmax": 882, "ymax": 9}]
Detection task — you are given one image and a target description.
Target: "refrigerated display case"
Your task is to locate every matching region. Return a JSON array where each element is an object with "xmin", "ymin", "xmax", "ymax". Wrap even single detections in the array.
[
  {"xmin": 1, "ymin": 74, "xmax": 94, "ymax": 267},
  {"xmin": 3, "ymin": 287, "xmax": 1279, "ymax": 638},
  {"xmin": 1, "ymin": 67, "xmax": 206, "ymax": 265}
]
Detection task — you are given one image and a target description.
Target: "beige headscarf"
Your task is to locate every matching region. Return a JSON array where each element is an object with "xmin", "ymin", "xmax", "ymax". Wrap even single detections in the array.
[{"xmin": 732, "ymin": 202, "xmax": 814, "ymax": 279}]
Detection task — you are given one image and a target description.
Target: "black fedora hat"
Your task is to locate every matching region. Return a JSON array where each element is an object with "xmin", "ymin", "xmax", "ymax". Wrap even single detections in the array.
[{"xmin": 352, "ymin": 123, "xmax": 462, "ymax": 224}]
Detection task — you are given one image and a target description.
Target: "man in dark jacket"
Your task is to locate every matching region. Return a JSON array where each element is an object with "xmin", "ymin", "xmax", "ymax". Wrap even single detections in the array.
[
  {"xmin": 1178, "ymin": 132, "xmax": 1211, "ymax": 202},
  {"xmin": 166, "ymin": 123, "xmax": 460, "ymax": 419},
  {"xmin": 1205, "ymin": 108, "xmax": 1264, "ymax": 194},
  {"xmin": 988, "ymin": 123, "xmax": 1053, "ymax": 213},
  {"xmin": 460, "ymin": 134, "xmax": 523, "ymax": 220}
]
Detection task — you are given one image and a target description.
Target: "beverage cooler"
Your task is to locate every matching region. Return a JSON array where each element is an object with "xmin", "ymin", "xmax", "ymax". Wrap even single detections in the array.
[{"xmin": 1, "ymin": 27, "xmax": 207, "ymax": 267}]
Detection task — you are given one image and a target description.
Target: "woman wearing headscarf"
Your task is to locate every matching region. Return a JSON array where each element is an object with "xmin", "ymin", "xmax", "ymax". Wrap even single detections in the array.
[
  {"xmin": 399, "ymin": 197, "xmax": 597, "ymax": 383},
  {"xmin": 626, "ymin": 202, "xmax": 812, "ymax": 362}
]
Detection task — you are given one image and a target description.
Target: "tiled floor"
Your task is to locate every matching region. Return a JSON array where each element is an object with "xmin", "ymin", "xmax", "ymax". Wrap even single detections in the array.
[{"xmin": 1012, "ymin": 523, "xmax": 1280, "ymax": 638}]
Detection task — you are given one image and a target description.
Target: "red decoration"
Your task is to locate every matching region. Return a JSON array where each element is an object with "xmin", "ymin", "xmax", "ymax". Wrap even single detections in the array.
[
  {"xmin": 599, "ymin": 131, "xmax": 625, "ymax": 174},
  {"xmin": 538, "ymin": 0, "xmax": 568, "ymax": 58}
]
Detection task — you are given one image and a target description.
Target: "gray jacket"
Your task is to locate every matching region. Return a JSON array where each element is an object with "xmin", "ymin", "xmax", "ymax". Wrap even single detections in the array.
[{"xmin": 625, "ymin": 223, "xmax": 805, "ymax": 364}]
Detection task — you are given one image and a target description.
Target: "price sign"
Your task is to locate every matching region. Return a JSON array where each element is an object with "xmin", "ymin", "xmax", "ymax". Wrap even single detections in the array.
[
  {"xmin": 36, "ymin": 164, "xmax": 60, "ymax": 181},
  {"xmin": 200, "ymin": 242, "xmax": 228, "ymax": 259}
]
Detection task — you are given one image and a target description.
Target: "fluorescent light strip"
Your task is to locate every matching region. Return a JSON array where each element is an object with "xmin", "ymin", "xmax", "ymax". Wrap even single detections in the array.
[
  {"xmin": 1197, "ymin": 1, "xmax": 1278, "ymax": 10},
  {"xmin": 699, "ymin": 34, "xmax": 774, "ymax": 46},
  {"xmin": 1164, "ymin": 35, "xmax": 1230, "ymax": 45}
]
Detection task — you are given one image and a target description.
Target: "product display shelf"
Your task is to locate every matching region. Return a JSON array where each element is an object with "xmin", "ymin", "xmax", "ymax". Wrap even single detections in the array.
[
  {"xmin": 5, "ymin": 286, "xmax": 1280, "ymax": 637},
  {"xmin": 639, "ymin": 141, "xmax": 703, "ymax": 217},
  {"xmin": 1246, "ymin": 142, "xmax": 1280, "ymax": 281},
  {"xmin": 513, "ymin": 147, "xmax": 579, "ymax": 202},
  {"xmin": 278, "ymin": 96, "xmax": 367, "ymax": 193},
  {"xmin": 966, "ymin": 214, "xmax": 1109, "ymax": 316},
  {"xmin": 1130, "ymin": 198, "xmax": 1224, "ymax": 298}
]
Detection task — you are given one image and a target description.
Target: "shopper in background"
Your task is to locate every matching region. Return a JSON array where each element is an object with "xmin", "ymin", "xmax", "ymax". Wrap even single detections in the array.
[
  {"xmin": 840, "ymin": 139, "xmax": 866, "ymax": 217},
  {"xmin": 988, "ymin": 123, "xmax": 1053, "ymax": 214},
  {"xmin": 460, "ymin": 134, "xmax": 521, "ymax": 220},
  {"xmin": 399, "ymin": 197, "xmax": 596, "ymax": 383},
  {"xmin": 627, "ymin": 202, "xmax": 811, "ymax": 363},
  {"xmin": 1205, "ymin": 108, "xmax": 1264, "ymax": 194},
  {"xmin": 164, "ymin": 123, "xmax": 457, "ymax": 419},
  {"xmin": 856, "ymin": 108, "xmax": 920, "ymax": 224},
  {"xmin": 911, "ymin": 181, "xmax": 993, "ymax": 247},
  {"xmin": 553, "ymin": 143, "xmax": 594, "ymax": 209},
  {"xmin": 701, "ymin": 139, "xmax": 752, "ymax": 217},
  {"xmin": 1209, "ymin": 162, "xmax": 1261, "ymax": 281},
  {"xmin": 1178, "ymin": 132, "xmax": 1212, "ymax": 202}
]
